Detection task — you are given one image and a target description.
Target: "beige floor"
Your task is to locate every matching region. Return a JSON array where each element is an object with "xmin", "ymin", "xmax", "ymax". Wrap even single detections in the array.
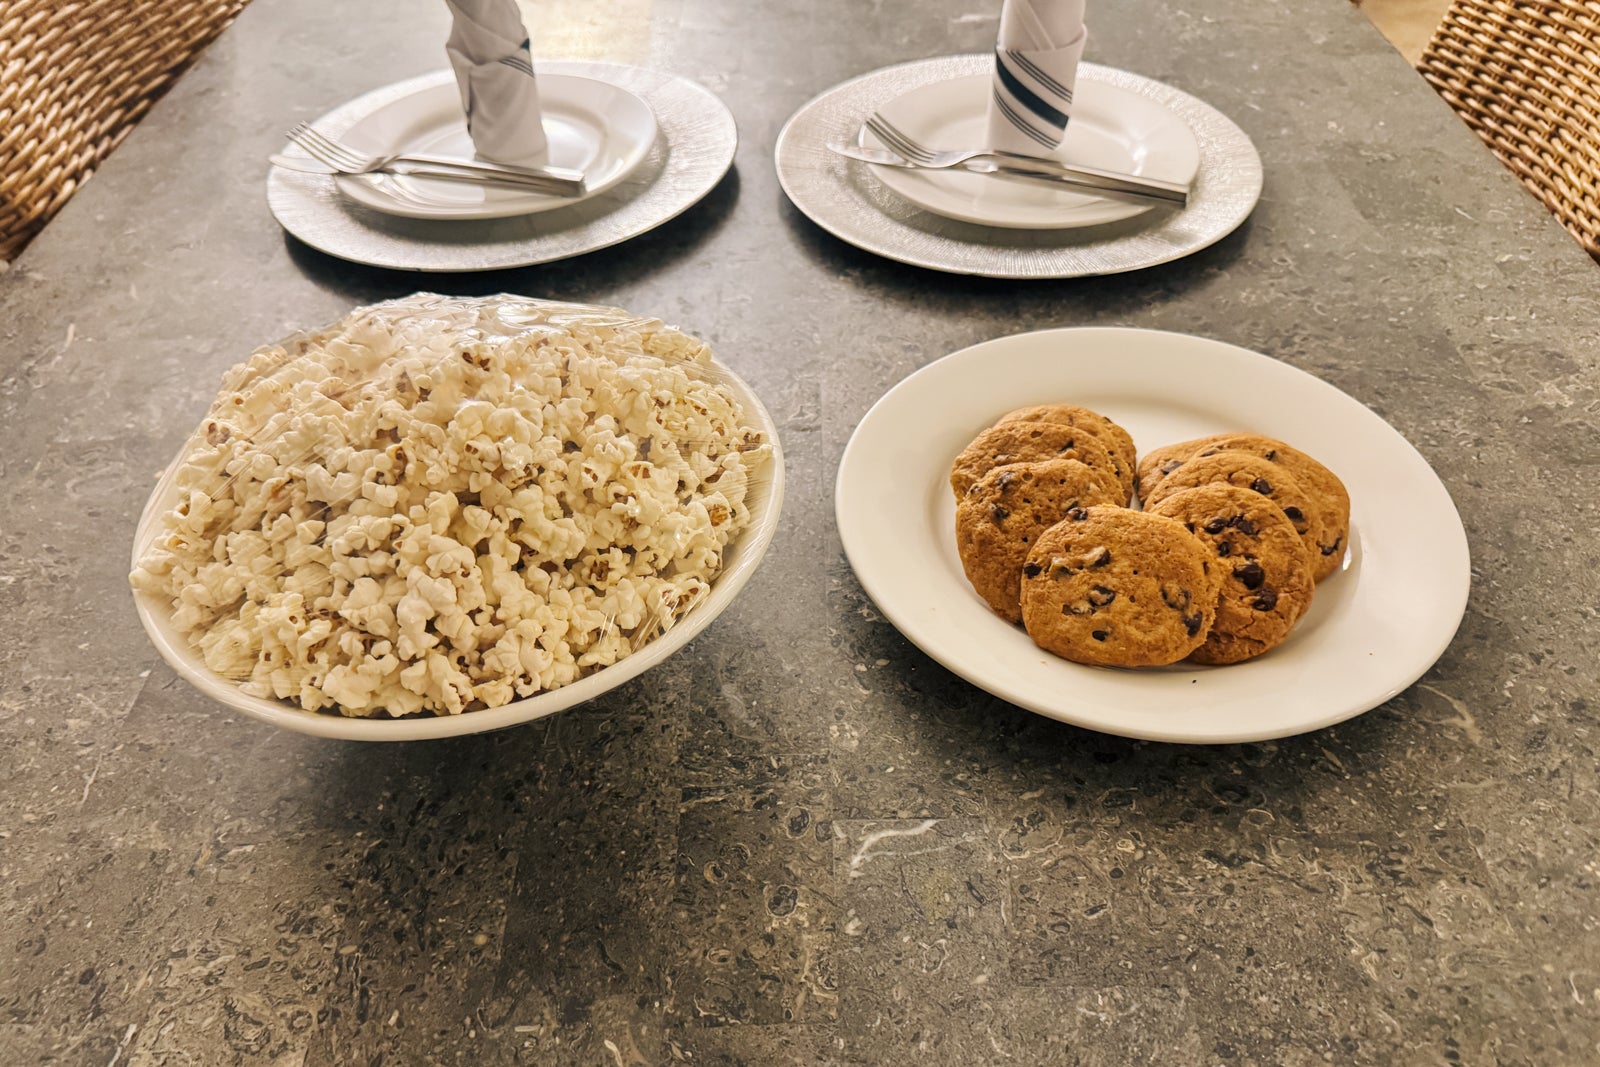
[{"xmin": 1358, "ymin": 0, "xmax": 1451, "ymax": 65}]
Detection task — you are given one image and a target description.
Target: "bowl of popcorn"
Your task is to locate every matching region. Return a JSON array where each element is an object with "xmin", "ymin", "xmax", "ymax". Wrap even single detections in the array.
[{"xmin": 129, "ymin": 294, "xmax": 783, "ymax": 740}]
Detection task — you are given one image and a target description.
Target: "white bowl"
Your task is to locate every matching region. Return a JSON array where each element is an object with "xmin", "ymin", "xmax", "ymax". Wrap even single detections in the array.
[{"xmin": 130, "ymin": 357, "xmax": 784, "ymax": 741}]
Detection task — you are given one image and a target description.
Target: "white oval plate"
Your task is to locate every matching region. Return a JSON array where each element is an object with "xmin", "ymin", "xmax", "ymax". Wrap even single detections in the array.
[
  {"xmin": 332, "ymin": 73, "xmax": 657, "ymax": 220},
  {"xmin": 867, "ymin": 73, "xmax": 1200, "ymax": 229},
  {"xmin": 834, "ymin": 328, "xmax": 1470, "ymax": 744},
  {"xmin": 131, "ymin": 357, "xmax": 784, "ymax": 742}
]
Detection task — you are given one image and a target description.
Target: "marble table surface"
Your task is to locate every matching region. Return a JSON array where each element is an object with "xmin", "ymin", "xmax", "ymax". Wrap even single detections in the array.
[{"xmin": 3, "ymin": 0, "xmax": 1598, "ymax": 1063}]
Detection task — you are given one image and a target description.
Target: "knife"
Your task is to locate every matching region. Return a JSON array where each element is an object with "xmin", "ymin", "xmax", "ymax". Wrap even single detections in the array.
[
  {"xmin": 269, "ymin": 154, "xmax": 583, "ymax": 197},
  {"xmin": 826, "ymin": 143, "xmax": 1189, "ymax": 208}
]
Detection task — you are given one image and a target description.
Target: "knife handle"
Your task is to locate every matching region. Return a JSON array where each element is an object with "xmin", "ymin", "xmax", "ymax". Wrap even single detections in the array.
[
  {"xmin": 399, "ymin": 153, "xmax": 585, "ymax": 190},
  {"xmin": 984, "ymin": 152, "xmax": 1189, "ymax": 203},
  {"xmin": 985, "ymin": 161, "xmax": 1189, "ymax": 207}
]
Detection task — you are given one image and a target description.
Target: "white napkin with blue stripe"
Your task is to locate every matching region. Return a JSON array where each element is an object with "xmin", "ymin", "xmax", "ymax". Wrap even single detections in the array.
[
  {"xmin": 985, "ymin": 0, "xmax": 1087, "ymax": 155},
  {"xmin": 444, "ymin": 0, "xmax": 550, "ymax": 165}
]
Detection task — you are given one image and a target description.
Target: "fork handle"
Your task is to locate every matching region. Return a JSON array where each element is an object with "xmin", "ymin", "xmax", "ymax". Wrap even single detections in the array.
[
  {"xmin": 398, "ymin": 153, "xmax": 585, "ymax": 193},
  {"xmin": 981, "ymin": 151, "xmax": 1189, "ymax": 205},
  {"xmin": 966, "ymin": 163, "xmax": 1187, "ymax": 207}
]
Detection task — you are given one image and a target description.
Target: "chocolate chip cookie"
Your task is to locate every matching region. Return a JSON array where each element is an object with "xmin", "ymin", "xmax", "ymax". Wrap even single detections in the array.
[
  {"xmin": 1141, "ymin": 451, "xmax": 1326, "ymax": 567},
  {"xmin": 949, "ymin": 420, "xmax": 1125, "ymax": 500},
  {"xmin": 1136, "ymin": 433, "xmax": 1349, "ymax": 580},
  {"xmin": 1189, "ymin": 433, "xmax": 1350, "ymax": 581},
  {"xmin": 1135, "ymin": 440, "xmax": 1199, "ymax": 503},
  {"xmin": 1148, "ymin": 484, "xmax": 1315, "ymax": 664},
  {"xmin": 995, "ymin": 404, "xmax": 1137, "ymax": 502},
  {"xmin": 1020, "ymin": 506, "xmax": 1219, "ymax": 667},
  {"xmin": 956, "ymin": 459, "xmax": 1126, "ymax": 622}
]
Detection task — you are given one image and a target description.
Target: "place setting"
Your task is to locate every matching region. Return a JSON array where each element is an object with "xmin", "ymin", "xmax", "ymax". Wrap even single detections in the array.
[
  {"xmin": 774, "ymin": 0, "xmax": 1262, "ymax": 277},
  {"xmin": 267, "ymin": 0, "xmax": 737, "ymax": 272}
]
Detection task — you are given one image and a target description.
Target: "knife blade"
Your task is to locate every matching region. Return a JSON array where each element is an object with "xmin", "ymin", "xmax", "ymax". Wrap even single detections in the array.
[{"xmin": 826, "ymin": 143, "xmax": 1189, "ymax": 208}]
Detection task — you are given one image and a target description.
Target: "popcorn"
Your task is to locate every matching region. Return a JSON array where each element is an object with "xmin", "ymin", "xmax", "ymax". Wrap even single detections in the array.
[{"xmin": 131, "ymin": 295, "xmax": 772, "ymax": 718}]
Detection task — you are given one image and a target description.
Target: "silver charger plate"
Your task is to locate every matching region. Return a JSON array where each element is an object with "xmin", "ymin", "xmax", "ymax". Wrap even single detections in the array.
[
  {"xmin": 773, "ymin": 56, "xmax": 1263, "ymax": 278},
  {"xmin": 267, "ymin": 62, "xmax": 736, "ymax": 272}
]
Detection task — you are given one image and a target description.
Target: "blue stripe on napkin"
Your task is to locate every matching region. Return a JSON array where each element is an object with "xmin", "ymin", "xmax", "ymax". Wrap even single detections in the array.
[
  {"xmin": 995, "ymin": 49, "xmax": 1069, "ymax": 131},
  {"xmin": 993, "ymin": 88, "xmax": 1059, "ymax": 149},
  {"xmin": 1008, "ymin": 49, "xmax": 1073, "ymax": 105}
]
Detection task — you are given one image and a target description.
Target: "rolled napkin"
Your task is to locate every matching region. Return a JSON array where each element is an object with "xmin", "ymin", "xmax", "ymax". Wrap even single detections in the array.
[
  {"xmin": 444, "ymin": 0, "xmax": 550, "ymax": 165},
  {"xmin": 985, "ymin": 0, "xmax": 1088, "ymax": 156}
]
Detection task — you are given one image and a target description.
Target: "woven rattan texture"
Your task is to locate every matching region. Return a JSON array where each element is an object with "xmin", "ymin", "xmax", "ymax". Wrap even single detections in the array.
[
  {"xmin": 1419, "ymin": 0, "xmax": 1600, "ymax": 259},
  {"xmin": 0, "ymin": 0, "xmax": 248, "ymax": 263}
]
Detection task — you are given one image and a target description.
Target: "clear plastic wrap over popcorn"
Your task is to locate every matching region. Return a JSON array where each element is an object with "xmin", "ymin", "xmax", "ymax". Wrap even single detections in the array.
[{"xmin": 130, "ymin": 294, "xmax": 774, "ymax": 718}]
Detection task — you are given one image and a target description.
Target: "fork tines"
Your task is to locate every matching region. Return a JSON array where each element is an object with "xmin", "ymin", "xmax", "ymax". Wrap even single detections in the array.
[{"xmin": 285, "ymin": 123, "xmax": 366, "ymax": 172}]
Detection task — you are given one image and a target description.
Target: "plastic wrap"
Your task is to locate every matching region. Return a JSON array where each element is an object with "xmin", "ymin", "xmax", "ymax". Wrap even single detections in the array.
[{"xmin": 130, "ymin": 294, "xmax": 779, "ymax": 723}]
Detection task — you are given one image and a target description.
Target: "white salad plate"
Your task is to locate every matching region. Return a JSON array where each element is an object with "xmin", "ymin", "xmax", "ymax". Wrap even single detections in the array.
[
  {"xmin": 333, "ymin": 74, "xmax": 657, "ymax": 221},
  {"xmin": 131, "ymin": 354, "xmax": 784, "ymax": 743},
  {"xmin": 834, "ymin": 328, "xmax": 1471, "ymax": 744},
  {"xmin": 865, "ymin": 73, "xmax": 1200, "ymax": 229}
]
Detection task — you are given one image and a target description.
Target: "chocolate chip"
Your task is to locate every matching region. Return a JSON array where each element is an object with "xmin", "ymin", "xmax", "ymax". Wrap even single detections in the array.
[
  {"xmin": 1216, "ymin": 541, "xmax": 1232, "ymax": 557},
  {"xmin": 1160, "ymin": 583, "xmax": 1191, "ymax": 611},
  {"xmin": 1253, "ymin": 588, "xmax": 1279, "ymax": 611},
  {"xmin": 1264, "ymin": 449, "xmax": 1277, "ymax": 461},
  {"xmin": 1182, "ymin": 613, "xmax": 1204, "ymax": 637},
  {"xmin": 1088, "ymin": 585, "xmax": 1117, "ymax": 607},
  {"xmin": 1091, "ymin": 630, "xmax": 1109, "ymax": 642},
  {"xmin": 1203, "ymin": 517, "xmax": 1229, "ymax": 535},
  {"xmin": 1086, "ymin": 545, "xmax": 1112, "ymax": 568},
  {"xmin": 1066, "ymin": 507, "xmax": 1089, "ymax": 521},
  {"xmin": 1320, "ymin": 534, "xmax": 1344, "ymax": 557},
  {"xmin": 1160, "ymin": 460, "xmax": 1183, "ymax": 475},
  {"xmin": 1249, "ymin": 477, "xmax": 1273, "ymax": 495},
  {"xmin": 1232, "ymin": 517, "xmax": 1258, "ymax": 536},
  {"xmin": 1233, "ymin": 561, "xmax": 1265, "ymax": 590},
  {"xmin": 1023, "ymin": 561, "xmax": 1042, "ymax": 578},
  {"xmin": 996, "ymin": 471, "xmax": 1017, "ymax": 491},
  {"xmin": 991, "ymin": 504, "xmax": 1009, "ymax": 523}
]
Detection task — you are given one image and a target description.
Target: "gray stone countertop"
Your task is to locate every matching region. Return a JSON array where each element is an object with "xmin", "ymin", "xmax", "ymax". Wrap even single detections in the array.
[{"xmin": 3, "ymin": 0, "xmax": 1598, "ymax": 1063}]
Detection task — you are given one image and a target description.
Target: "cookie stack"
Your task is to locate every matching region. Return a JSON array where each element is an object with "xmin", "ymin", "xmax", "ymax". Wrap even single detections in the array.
[{"xmin": 952, "ymin": 408, "xmax": 1349, "ymax": 668}]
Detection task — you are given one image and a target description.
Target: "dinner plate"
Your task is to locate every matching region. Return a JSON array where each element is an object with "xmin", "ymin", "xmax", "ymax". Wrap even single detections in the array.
[
  {"xmin": 774, "ymin": 56, "xmax": 1262, "ymax": 278},
  {"xmin": 332, "ymin": 74, "xmax": 657, "ymax": 220},
  {"xmin": 834, "ymin": 328, "xmax": 1471, "ymax": 744},
  {"xmin": 130, "ymin": 320, "xmax": 785, "ymax": 743},
  {"xmin": 267, "ymin": 63, "xmax": 736, "ymax": 272},
  {"xmin": 865, "ymin": 74, "xmax": 1200, "ymax": 229}
]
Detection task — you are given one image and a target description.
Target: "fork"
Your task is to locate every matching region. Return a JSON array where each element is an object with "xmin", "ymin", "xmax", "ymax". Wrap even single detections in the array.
[
  {"xmin": 285, "ymin": 122, "xmax": 586, "ymax": 196},
  {"xmin": 862, "ymin": 113, "xmax": 1189, "ymax": 206}
]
